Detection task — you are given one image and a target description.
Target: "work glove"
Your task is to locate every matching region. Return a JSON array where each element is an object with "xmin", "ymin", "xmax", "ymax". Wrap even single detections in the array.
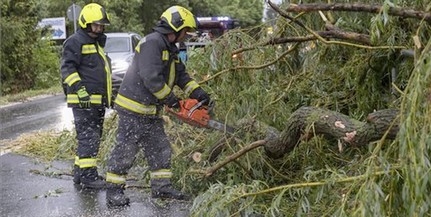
[
  {"xmin": 164, "ymin": 92, "xmax": 180, "ymax": 109},
  {"xmin": 76, "ymin": 86, "xmax": 91, "ymax": 108},
  {"xmin": 190, "ymin": 88, "xmax": 211, "ymax": 106}
]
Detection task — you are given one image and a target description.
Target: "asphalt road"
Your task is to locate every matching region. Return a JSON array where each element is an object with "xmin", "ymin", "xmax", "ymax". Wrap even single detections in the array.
[
  {"xmin": 0, "ymin": 153, "xmax": 191, "ymax": 217},
  {"xmin": 0, "ymin": 94, "xmax": 74, "ymax": 143},
  {"xmin": 0, "ymin": 95, "xmax": 192, "ymax": 216}
]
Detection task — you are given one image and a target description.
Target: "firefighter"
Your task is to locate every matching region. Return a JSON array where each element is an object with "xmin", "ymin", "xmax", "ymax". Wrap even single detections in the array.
[
  {"xmin": 105, "ymin": 5, "xmax": 211, "ymax": 206},
  {"xmin": 60, "ymin": 3, "xmax": 112, "ymax": 189}
]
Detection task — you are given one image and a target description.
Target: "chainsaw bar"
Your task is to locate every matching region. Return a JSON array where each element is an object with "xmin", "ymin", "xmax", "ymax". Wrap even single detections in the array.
[{"xmin": 208, "ymin": 120, "xmax": 235, "ymax": 134}]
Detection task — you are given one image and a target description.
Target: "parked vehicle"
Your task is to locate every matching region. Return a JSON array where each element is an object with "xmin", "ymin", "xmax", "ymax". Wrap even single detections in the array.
[
  {"xmin": 105, "ymin": 32, "xmax": 142, "ymax": 97},
  {"xmin": 179, "ymin": 16, "xmax": 239, "ymax": 65}
]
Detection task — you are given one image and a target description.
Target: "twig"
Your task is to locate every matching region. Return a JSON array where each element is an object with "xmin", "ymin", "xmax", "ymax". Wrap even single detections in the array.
[
  {"xmin": 280, "ymin": 2, "xmax": 431, "ymax": 22},
  {"xmin": 204, "ymin": 140, "xmax": 267, "ymax": 177},
  {"xmin": 200, "ymin": 44, "xmax": 298, "ymax": 84},
  {"xmin": 267, "ymin": 1, "xmax": 407, "ymax": 50}
]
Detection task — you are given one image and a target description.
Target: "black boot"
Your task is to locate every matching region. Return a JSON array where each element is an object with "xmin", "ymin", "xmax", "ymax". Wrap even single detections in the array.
[
  {"xmin": 80, "ymin": 167, "xmax": 106, "ymax": 189},
  {"xmin": 106, "ymin": 183, "xmax": 130, "ymax": 207},
  {"xmin": 151, "ymin": 178, "xmax": 190, "ymax": 200},
  {"xmin": 73, "ymin": 165, "xmax": 81, "ymax": 184}
]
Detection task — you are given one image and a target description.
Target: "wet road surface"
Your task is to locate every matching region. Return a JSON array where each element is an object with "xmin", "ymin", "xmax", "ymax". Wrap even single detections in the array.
[
  {"xmin": 0, "ymin": 153, "xmax": 191, "ymax": 217},
  {"xmin": 0, "ymin": 94, "xmax": 74, "ymax": 142},
  {"xmin": 0, "ymin": 95, "xmax": 192, "ymax": 216}
]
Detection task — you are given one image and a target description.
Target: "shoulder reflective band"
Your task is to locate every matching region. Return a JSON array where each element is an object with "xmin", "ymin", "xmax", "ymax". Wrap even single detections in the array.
[
  {"xmin": 115, "ymin": 94, "xmax": 157, "ymax": 115},
  {"xmin": 81, "ymin": 44, "xmax": 97, "ymax": 54},
  {"xmin": 135, "ymin": 37, "xmax": 146, "ymax": 53}
]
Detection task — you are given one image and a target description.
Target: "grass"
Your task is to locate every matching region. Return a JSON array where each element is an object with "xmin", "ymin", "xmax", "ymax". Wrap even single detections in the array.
[{"xmin": 0, "ymin": 85, "xmax": 63, "ymax": 106}]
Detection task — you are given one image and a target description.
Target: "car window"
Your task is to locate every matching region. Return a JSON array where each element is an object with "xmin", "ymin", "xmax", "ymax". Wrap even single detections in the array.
[{"xmin": 105, "ymin": 37, "xmax": 130, "ymax": 53}]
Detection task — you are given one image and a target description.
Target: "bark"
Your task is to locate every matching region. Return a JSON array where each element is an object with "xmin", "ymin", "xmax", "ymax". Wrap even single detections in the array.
[{"xmin": 264, "ymin": 106, "xmax": 400, "ymax": 159}]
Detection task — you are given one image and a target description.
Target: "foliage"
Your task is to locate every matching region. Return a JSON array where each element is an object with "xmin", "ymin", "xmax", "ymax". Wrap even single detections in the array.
[
  {"xmin": 1, "ymin": 0, "xmax": 62, "ymax": 95},
  {"xmin": 4, "ymin": 0, "xmax": 431, "ymax": 216},
  {"xmin": 1, "ymin": 0, "xmax": 262, "ymax": 95}
]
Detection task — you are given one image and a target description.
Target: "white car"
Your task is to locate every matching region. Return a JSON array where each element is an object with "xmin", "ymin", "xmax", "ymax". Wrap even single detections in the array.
[{"xmin": 104, "ymin": 32, "xmax": 142, "ymax": 96}]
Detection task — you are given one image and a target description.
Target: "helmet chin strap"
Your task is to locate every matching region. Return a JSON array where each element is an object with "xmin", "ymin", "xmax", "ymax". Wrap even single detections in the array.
[
  {"xmin": 85, "ymin": 25, "xmax": 104, "ymax": 38},
  {"xmin": 173, "ymin": 31, "xmax": 181, "ymax": 43}
]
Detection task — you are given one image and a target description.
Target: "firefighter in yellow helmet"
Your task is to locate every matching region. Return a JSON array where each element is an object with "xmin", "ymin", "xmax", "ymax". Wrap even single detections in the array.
[
  {"xmin": 60, "ymin": 3, "xmax": 111, "ymax": 189},
  {"xmin": 105, "ymin": 6, "xmax": 211, "ymax": 206}
]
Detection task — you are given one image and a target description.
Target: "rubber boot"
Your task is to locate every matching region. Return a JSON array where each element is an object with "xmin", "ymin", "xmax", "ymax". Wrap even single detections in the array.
[
  {"xmin": 73, "ymin": 165, "xmax": 81, "ymax": 184},
  {"xmin": 106, "ymin": 183, "xmax": 130, "ymax": 207},
  {"xmin": 80, "ymin": 167, "xmax": 106, "ymax": 189},
  {"xmin": 151, "ymin": 178, "xmax": 190, "ymax": 200}
]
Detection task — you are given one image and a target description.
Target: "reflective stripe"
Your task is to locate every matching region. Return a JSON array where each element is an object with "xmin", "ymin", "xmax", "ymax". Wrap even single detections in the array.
[
  {"xmin": 184, "ymin": 81, "xmax": 200, "ymax": 96},
  {"xmin": 106, "ymin": 172, "xmax": 126, "ymax": 184},
  {"xmin": 64, "ymin": 72, "xmax": 81, "ymax": 86},
  {"xmin": 78, "ymin": 158, "xmax": 97, "ymax": 168},
  {"xmin": 162, "ymin": 50, "xmax": 169, "ymax": 61},
  {"xmin": 115, "ymin": 94, "xmax": 157, "ymax": 115},
  {"xmin": 168, "ymin": 61, "xmax": 175, "ymax": 88},
  {"xmin": 74, "ymin": 156, "xmax": 80, "ymax": 166},
  {"xmin": 97, "ymin": 43, "xmax": 112, "ymax": 107},
  {"xmin": 136, "ymin": 37, "xmax": 146, "ymax": 53},
  {"xmin": 150, "ymin": 169, "xmax": 172, "ymax": 179},
  {"xmin": 67, "ymin": 94, "xmax": 102, "ymax": 104},
  {"xmin": 154, "ymin": 84, "xmax": 171, "ymax": 99},
  {"xmin": 82, "ymin": 44, "xmax": 97, "ymax": 54}
]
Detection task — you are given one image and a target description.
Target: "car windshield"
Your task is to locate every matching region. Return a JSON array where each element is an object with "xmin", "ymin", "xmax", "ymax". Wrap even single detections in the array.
[{"xmin": 105, "ymin": 37, "xmax": 130, "ymax": 53}]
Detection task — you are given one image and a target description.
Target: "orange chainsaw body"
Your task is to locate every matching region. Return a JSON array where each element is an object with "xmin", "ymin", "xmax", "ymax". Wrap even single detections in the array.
[{"xmin": 166, "ymin": 99, "xmax": 211, "ymax": 128}]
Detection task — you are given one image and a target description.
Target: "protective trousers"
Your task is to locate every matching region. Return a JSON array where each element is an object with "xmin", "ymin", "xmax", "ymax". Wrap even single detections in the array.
[
  {"xmin": 107, "ymin": 110, "xmax": 171, "ymax": 179},
  {"xmin": 72, "ymin": 107, "xmax": 105, "ymax": 182}
]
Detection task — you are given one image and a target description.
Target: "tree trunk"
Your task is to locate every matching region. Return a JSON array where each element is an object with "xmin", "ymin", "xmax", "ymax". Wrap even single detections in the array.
[{"xmin": 264, "ymin": 106, "xmax": 399, "ymax": 159}]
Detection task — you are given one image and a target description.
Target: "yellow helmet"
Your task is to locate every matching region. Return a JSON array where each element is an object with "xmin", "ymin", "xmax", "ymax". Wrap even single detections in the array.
[
  {"xmin": 78, "ymin": 3, "xmax": 110, "ymax": 29},
  {"xmin": 160, "ymin": 6, "xmax": 197, "ymax": 32}
]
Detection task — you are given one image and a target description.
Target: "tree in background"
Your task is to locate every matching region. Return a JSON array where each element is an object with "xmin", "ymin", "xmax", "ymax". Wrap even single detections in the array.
[
  {"xmin": 0, "ymin": 0, "xmax": 263, "ymax": 95},
  {"xmin": 1, "ymin": 0, "xmax": 60, "ymax": 95}
]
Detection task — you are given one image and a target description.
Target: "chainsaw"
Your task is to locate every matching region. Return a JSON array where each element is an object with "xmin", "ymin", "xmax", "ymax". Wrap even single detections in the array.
[{"xmin": 165, "ymin": 99, "xmax": 234, "ymax": 134}]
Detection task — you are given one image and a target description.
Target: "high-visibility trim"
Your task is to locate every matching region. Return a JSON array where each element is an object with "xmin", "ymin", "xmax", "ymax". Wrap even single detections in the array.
[
  {"xmin": 78, "ymin": 158, "xmax": 97, "ymax": 168},
  {"xmin": 67, "ymin": 94, "xmax": 102, "ymax": 104},
  {"xmin": 64, "ymin": 72, "xmax": 81, "ymax": 86},
  {"xmin": 136, "ymin": 37, "xmax": 145, "ymax": 53},
  {"xmin": 81, "ymin": 44, "xmax": 97, "ymax": 54},
  {"xmin": 97, "ymin": 43, "xmax": 112, "ymax": 107},
  {"xmin": 168, "ymin": 61, "xmax": 175, "ymax": 88},
  {"xmin": 184, "ymin": 81, "xmax": 200, "ymax": 96},
  {"xmin": 74, "ymin": 156, "xmax": 80, "ymax": 166},
  {"xmin": 106, "ymin": 172, "xmax": 126, "ymax": 184},
  {"xmin": 150, "ymin": 169, "xmax": 172, "ymax": 179},
  {"xmin": 153, "ymin": 84, "xmax": 171, "ymax": 100},
  {"xmin": 162, "ymin": 50, "xmax": 169, "ymax": 61},
  {"xmin": 115, "ymin": 94, "xmax": 157, "ymax": 115}
]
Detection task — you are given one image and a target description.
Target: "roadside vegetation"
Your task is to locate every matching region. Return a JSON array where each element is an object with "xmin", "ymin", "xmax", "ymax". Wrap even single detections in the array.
[{"xmin": 2, "ymin": 0, "xmax": 431, "ymax": 216}]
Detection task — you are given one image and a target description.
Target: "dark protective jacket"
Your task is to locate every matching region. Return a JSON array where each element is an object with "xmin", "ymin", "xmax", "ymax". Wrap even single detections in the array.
[
  {"xmin": 114, "ymin": 31, "xmax": 201, "ymax": 115},
  {"xmin": 60, "ymin": 28, "xmax": 112, "ymax": 108}
]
